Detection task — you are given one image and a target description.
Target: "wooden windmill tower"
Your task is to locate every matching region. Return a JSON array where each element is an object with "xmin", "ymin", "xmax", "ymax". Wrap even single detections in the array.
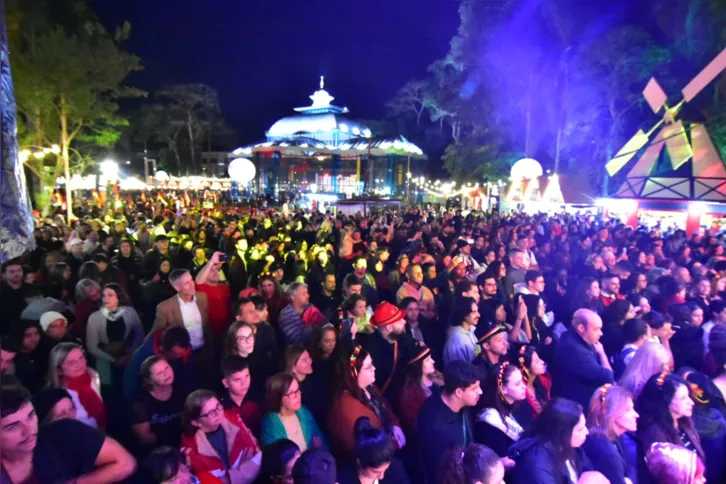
[{"xmin": 607, "ymin": 47, "xmax": 726, "ymax": 202}]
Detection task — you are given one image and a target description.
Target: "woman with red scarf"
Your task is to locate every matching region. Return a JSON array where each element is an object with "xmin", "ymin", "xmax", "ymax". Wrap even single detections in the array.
[
  {"xmin": 47, "ymin": 342, "xmax": 106, "ymax": 429},
  {"xmin": 181, "ymin": 389, "xmax": 262, "ymax": 483}
]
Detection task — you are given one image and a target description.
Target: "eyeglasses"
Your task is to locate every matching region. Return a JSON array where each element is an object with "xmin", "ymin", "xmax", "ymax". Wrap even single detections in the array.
[
  {"xmin": 236, "ymin": 333, "xmax": 255, "ymax": 343},
  {"xmin": 284, "ymin": 388, "xmax": 301, "ymax": 398},
  {"xmin": 199, "ymin": 403, "xmax": 223, "ymax": 420}
]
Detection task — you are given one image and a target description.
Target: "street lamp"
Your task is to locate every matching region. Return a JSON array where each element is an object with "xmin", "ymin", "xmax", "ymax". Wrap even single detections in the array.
[{"xmin": 100, "ymin": 159, "xmax": 119, "ymax": 180}]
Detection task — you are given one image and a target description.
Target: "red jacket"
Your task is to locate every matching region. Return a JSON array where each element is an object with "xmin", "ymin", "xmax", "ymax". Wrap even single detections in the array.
[
  {"xmin": 397, "ymin": 382, "xmax": 428, "ymax": 436},
  {"xmin": 223, "ymin": 401, "xmax": 264, "ymax": 437},
  {"xmin": 600, "ymin": 293, "xmax": 624, "ymax": 308},
  {"xmin": 181, "ymin": 413, "xmax": 261, "ymax": 484},
  {"xmin": 196, "ymin": 283, "xmax": 231, "ymax": 337}
]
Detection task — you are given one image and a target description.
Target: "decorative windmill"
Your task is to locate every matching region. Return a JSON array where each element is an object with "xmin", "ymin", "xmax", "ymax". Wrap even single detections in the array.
[{"xmin": 607, "ymin": 47, "xmax": 726, "ymax": 202}]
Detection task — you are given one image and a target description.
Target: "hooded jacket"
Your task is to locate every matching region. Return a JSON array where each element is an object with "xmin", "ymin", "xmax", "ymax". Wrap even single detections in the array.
[{"xmin": 509, "ymin": 436, "xmax": 592, "ymax": 484}]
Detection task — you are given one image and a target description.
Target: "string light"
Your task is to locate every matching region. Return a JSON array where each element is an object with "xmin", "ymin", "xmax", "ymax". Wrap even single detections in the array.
[
  {"xmin": 411, "ymin": 176, "xmax": 483, "ymax": 198},
  {"xmin": 19, "ymin": 144, "xmax": 61, "ymax": 163}
]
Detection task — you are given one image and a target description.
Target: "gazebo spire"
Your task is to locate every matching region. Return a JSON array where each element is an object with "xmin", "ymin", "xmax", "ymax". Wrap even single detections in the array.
[{"xmin": 294, "ymin": 77, "xmax": 349, "ymax": 114}]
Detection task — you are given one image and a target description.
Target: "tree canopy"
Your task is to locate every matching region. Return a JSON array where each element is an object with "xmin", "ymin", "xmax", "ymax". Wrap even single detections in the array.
[
  {"xmin": 387, "ymin": 0, "xmax": 726, "ymax": 192},
  {"xmin": 9, "ymin": 0, "xmax": 144, "ymax": 217}
]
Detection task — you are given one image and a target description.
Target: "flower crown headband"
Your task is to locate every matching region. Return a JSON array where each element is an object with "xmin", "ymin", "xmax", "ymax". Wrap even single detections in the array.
[
  {"xmin": 590, "ymin": 383, "xmax": 612, "ymax": 426},
  {"xmin": 682, "ymin": 371, "xmax": 709, "ymax": 405},
  {"xmin": 350, "ymin": 345, "xmax": 363, "ymax": 379},
  {"xmin": 656, "ymin": 371, "xmax": 669, "ymax": 388},
  {"xmin": 518, "ymin": 345, "xmax": 529, "ymax": 380},
  {"xmin": 497, "ymin": 361, "xmax": 511, "ymax": 399}
]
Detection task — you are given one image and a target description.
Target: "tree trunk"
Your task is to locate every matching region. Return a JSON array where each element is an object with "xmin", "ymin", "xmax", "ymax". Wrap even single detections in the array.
[
  {"xmin": 416, "ymin": 106, "xmax": 423, "ymax": 126},
  {"xmin": 30, "ymin": 107, "xmax": 46, "ymax": 210},
  {"xmin": 172, "ymin": 146, "xmax": 181, "ymax": 172},
  {"xmin": 452, "ymin": 120, "xmax": 461, "ymax": 144},
  {"xmin": 34, "ymin": 107, "xmax": 44, "ymax": 147},
  {"xmin": 59, "ymin": 96, "xmax": 72, "ymax": 222}
]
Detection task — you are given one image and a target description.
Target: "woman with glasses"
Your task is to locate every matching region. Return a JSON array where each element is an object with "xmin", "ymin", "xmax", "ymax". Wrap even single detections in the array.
[
  {"xmin": 259, "ymin": 373, "xmax": 328, "ymax": 451},
  {"xmin": 327, "ymin": 346, "xmax": 405, "ymax": 457},
  {"xmin": 180, "ymin": 389, "xmax": 262, "ymax": 483},
  {"xmin": 223, "ymin": 321, "xmax": 267, "ymax": 398},
  {"xmin": 47, "ymin": 342, "xmax": 105, "ymax": 428}
]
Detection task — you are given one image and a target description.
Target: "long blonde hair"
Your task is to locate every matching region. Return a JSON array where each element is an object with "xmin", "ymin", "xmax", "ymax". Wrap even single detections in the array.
[
  {"xmin": 618, "ymin": 341, "xmax": 669, "ymax": 398},
  {"xmin": 587, "ymin": 384, "xmax": 634, "ymax": 440},
  {"xmin": 47, "ymin": 342, "xmax": 84, "ymax": 388}
]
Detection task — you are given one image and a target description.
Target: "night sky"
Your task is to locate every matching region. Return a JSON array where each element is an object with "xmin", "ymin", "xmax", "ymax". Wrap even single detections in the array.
[{"xmin": 94, "ymin": 0, "xmax": 460, "ymax": 146}]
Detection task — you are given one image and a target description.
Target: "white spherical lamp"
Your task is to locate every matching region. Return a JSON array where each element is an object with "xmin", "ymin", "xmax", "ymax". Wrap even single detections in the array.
[
  {"xmin": 228, "ymin": 158, "xmax": 256, "ymax": 184},
  {"xmin": 154, "ymin": 170, "xmax": 170, "ymax": 182},
  {"xmin": 510, "ymin": 158, "xmax": 543, "ymax": 180}
]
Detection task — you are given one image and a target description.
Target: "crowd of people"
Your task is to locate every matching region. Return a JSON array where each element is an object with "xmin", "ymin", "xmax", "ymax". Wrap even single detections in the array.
[{"xmin": 2, "ymin": 198, "xmax": 726, "ymax": 484}]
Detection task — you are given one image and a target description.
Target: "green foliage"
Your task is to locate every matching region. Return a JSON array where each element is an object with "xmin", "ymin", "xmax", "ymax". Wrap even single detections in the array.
[
  {"xmin": 442, "ymin": 140, "xmax": 519, "ymax": 183},
  {"xmin": 133, "ymin": 84, "xmax": 229, "ymax": 174},
  {"xmin": 10, "ymin": 1, "xmax": 144, "ymax": 186},
  {"xmin": 386, "ymin": 0, "xmax": 726, "ymax": 195},
  {"xmin": 709, "ymin": 117, "xmax": 726, "ymax": 163}
]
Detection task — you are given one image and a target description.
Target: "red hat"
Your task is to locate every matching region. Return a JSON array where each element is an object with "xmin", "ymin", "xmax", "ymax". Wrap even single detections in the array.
[{"xmin": 370, "ymin": 302, "xmax": 406, "ymax": 328}]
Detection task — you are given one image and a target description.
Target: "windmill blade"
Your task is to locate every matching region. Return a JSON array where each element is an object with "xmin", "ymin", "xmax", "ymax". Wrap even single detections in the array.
[
  {"xmin": 644, "ymin": 78, "xmax": 668, "ymax": 114},
  {"xmin": 682, "ymin": 46, "xmax": 726, "ymax": 102},
  {"xmin": 691, "ymin": 123, "xmax": 726, "ymax": 178},
  {"xmin": 627, "ymin": 127, "xmax": 667, "ymax": 177},
  {"xmin": 606, "ymin": 129, "xmax": 651, "ymax": 176},
  {"xmin": 663, "ymin": 120, "xmax": 693, "ymax": 170}
]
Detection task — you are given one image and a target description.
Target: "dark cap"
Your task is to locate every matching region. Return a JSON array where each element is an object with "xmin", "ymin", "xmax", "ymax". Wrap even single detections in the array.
[
  {"xmin": 476, "ymin": 321, "xmax": 508, "ymax": 344},
  {"xmin": 32, "ymin": 388, "xmax": 72, "ymax": 423}
]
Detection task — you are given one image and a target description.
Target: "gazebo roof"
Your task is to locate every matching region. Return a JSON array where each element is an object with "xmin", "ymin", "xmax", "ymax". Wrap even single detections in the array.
[
  {"xmin": 230, "ymin": 78, "xmax": 426, "ymax": 159},
  {"xmin": 267, "ymin": 114, "xmax": 371, "ymax": 139},
  {"xmin": 232, "ymin": 135, "xmax": 426, "ymax": 159},
  {"xmin": 338, "ymin": 135, "xmax": 426, "ymax": 158}
]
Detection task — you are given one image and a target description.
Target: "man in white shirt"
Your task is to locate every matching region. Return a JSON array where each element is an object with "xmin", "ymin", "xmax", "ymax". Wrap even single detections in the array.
[{"xmin": 154, "ymin": 269, "xmax": 213, "ymax": 386}]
